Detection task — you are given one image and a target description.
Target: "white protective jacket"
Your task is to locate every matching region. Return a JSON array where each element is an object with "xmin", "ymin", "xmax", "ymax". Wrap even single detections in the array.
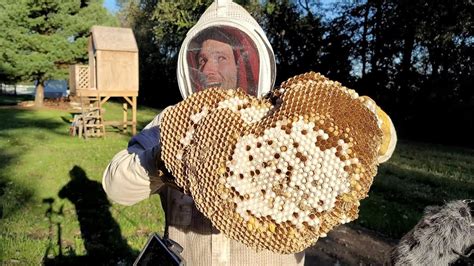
[{"xmin": 103, "ymin": 1, "xmax": 305, "ymax": 264}]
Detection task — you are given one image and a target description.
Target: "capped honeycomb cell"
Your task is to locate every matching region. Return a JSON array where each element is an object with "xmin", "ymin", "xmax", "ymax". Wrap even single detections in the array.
[{"xmin": 159, "ymin": 72, "xmax": 394, "ymax": 254}]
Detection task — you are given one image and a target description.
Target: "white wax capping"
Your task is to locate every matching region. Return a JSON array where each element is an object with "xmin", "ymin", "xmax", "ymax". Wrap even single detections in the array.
[
  {"xmin": 217, "ymin": 97, "xmax": 249, "ymax": 111},
  {"xmin": 218, "ymin": 97, "xmax": 270, "ymax": 124},
  {"xmin": 190, "ymin": 106, "xmax": 209, "ymax": 124},
  {"xmin": 179, "ymin": 127, "xmax": 194, "ymax": 146},
  {"xmin": 360, "ymin": 98, "xmax": 382, "ymax": 129},
  {"xmin": 239, "ymin": 106, "xmax": 270, "ymax": 123},
  {"xmin": 347, "ymin": 89, "xmax": 359, "ymax": 99},
  {"xmin": 362, "ymin": 99, "xmax": 376, "ymax": 114},
  {"xmin": 225, "ymin": 117, "xmax": 357, "ymax": 226},
  {"xmin": 181, "ymin": 106, "xmax": 209, "ymax": 147},
  {"xmin": 176, "ymin": 150, "xmax": 183, "ymax": 160},
  {"xmin": 323, "ymin": 80, "xmax": 332, "ymax": 86},
  {"xmin": 339, "ymin": 214, "xmax": 352, "ymax": 224},
  {"xmin": 375, "ymin": 112, "xmax": 383, "ymax": 128}
]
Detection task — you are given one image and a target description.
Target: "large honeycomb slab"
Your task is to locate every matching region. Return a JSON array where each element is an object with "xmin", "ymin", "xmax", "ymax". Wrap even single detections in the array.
[{"xmin": 159, "ymin": 72, "xmax": 393, "ymax": 253}]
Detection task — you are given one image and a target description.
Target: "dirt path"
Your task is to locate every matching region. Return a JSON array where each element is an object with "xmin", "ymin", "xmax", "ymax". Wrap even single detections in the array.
[{"xmin": 304, "ymin": 224, "xmax": 397, "ymax": 265}]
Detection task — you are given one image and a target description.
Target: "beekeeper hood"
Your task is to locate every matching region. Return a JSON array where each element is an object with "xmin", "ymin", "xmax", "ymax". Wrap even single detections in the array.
[{"xmin": 177, "ymin": 0, "xmax": 276, "ymax": 98}]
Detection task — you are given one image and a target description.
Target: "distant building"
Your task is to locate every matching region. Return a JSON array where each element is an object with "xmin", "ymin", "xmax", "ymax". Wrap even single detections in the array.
[
  {"xmin": 1, "ymin": 80, "xmax": 68, "ymax": 98},
  {"xmin": 0, "ymin": 84, "xmax": 35, "ymax": 95}
]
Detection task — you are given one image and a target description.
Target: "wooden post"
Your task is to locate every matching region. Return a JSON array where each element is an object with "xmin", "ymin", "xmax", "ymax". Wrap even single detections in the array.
[
  {"xmin": 122, "ymin": 103, "xmax": 128, "ymax": 133},
  {"xmin": 132, "ymin": 96, "xmax": 137, "ymax": 135}
]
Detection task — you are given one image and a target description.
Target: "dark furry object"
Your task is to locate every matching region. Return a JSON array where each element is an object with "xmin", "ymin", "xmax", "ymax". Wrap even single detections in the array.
[{"xmin": 391, "ymin": 200, "xmax": 474, "ymax": 265}]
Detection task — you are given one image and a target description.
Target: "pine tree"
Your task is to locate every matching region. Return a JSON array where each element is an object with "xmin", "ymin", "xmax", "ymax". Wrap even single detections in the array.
[{"xmin": 0, "ymin": 0, "xmax": 117, "ymax": 106}]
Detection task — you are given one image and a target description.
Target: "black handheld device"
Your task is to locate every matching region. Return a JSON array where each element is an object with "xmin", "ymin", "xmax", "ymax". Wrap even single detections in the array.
[{"xmin": 133, "ymin": 233, "xmax": 185, "ymax": 266}]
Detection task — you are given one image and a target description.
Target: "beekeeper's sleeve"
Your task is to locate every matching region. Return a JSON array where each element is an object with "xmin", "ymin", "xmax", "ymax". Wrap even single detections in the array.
[{"xmin": 102, "ymin": 112, "xmax": 166, "ymax": 206}]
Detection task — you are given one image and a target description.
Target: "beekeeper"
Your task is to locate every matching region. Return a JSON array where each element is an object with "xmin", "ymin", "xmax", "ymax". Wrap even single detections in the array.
[{"xmin": 102, "ymin": 0, "xmax": 305, "ymax": 265}]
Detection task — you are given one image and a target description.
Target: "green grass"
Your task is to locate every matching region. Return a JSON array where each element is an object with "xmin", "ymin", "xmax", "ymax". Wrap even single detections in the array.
[
  {"xmin": 1, "ymin": 95, "xmax": 473, "ymax": 263},
  {"xmin": 0, "ymin": 96, "xmax": 164, "ymax": 264},
  {"xmin": 356, "ymin": 140, "xmax": 474, "ymax": 238}
]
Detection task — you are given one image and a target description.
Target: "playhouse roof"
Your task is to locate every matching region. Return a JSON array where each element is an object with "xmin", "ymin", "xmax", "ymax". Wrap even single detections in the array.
[{"xmin": 90, "ymin": 26, "xmax": 138, "ymax": 52}]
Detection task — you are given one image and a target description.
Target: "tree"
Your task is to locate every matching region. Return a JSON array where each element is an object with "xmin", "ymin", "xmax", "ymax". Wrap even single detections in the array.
[
  {"xmin": 118, "ymin": 0, "xmax": 213, "ymax": 107},
  {"xmin": 256, "ymin": 0, "xmax": 325, "ymax": 84},
  {"xmin": 319, "ymin": 17, "xmax": 354, "ymax": 85},
  {"xmin": 0, "ymin": 0, "xmax": 117, "ymax": 106},
  {"xmin": 329, "ymin": 0, "xmax": 473, "ymax": 146}
]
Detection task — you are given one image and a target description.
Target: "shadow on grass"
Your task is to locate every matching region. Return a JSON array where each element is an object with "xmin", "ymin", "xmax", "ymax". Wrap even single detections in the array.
[
  {"xmin": 0, "ymin": 94, "xmax": 33, "ymax": 106},
  {"xmin": 0, "ymin": 151, "xmax": 17, "ymax": 219},
  {"xmin": 0, "ymin": 152, "xmax": 33, "ymax": 220},
  {"xmin": 0, "ymin": 108, "xmax": 66, "ymax": 137},
  {"xmin": 0, "ymin": 180, "xmax": 33, "ymax": 221},
  {"xmin": 0, "ymin": 107, "xmax": 67, "ymax": 220},
  {"xmin": 43, "ymin": 166, "xmax": 137, "ymax": 265}
]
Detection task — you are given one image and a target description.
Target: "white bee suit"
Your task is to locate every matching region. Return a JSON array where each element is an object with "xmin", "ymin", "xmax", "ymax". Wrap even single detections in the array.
[{"xmin": 103, "ymin": 0, "xmax": 305, "ymax": 264}]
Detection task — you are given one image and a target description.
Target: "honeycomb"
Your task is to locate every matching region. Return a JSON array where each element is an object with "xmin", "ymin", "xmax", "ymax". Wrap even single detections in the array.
[{"xmin": 160, "ymin": 72, "xmax": 388, "ymax": 253}]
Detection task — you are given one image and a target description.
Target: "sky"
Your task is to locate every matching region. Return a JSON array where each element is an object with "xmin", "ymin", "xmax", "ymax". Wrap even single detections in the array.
[
  {"xmin": 102, "ymin": 0, "xmax": 341, "ymax": 17},
  {"xmin": 103, "ymin": 0, "xmax": 119, "ymax": 14}
]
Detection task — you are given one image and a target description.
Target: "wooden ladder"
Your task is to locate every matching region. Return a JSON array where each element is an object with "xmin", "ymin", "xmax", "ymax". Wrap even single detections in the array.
[{"xmin": 80, "ymin": 94, "xmax": 105, "ymax": 139}]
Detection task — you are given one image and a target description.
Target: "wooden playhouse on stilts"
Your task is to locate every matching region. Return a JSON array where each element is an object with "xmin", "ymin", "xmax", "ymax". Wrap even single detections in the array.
[{"xmin": 69, "ymin": 26, "xmax": 139, "ymax": 138}]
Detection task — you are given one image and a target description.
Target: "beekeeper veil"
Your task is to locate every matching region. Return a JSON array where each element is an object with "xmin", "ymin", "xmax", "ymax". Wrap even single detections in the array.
[{"xmin": 177, "ymin": 0, "xmax": 276, "ymax": 98}]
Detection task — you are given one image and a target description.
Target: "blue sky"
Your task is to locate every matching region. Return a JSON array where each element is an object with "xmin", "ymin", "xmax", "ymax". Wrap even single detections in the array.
[
  {"xmin": 104, "ymin": 0, "xmax": 337, "ymax": 14},
  {"xmin": 103, "ymin": 0, "xmax": 119, "ymax": 14},
  {"xmin": 103, "ymin": 0, "xmax": 342, "ymax": 18}
]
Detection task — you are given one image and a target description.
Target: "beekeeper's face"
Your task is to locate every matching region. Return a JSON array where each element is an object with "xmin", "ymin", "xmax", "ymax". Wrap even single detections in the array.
[{"xmin": 198, "ymin": 39, "xmax": 238, "ymax": 90}]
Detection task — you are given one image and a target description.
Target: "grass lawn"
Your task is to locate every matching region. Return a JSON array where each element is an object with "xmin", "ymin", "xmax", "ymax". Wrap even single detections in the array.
[
  {"xmin": 0, "ymin": 95, "xmax": 473, "ymax": 264},
  {"xmin": 357, "ymin": 141, "xmax": 474, "ymax": 238},
  {"xmin": 0, "ymin": 96, "xmax": 164, "ymax": 264}
]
